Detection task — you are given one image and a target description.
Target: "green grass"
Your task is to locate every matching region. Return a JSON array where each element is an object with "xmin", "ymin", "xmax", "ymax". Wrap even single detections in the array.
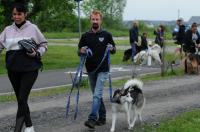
[
  {"xmin": 42, "ymin": 45, "xmax": 125, "ymax": 70},
  {"xmin": 44, "ymin": 32, "xmax": 79, "ymax": 39},
  {"xmin": 44, "ymin": 29, "xmax": 129, "ymax": 39},
  {"xmin": 48, "ymin": 39, "xmax": 79, "ymax": 44},
  {"xmin": 156, "ymin": 109, "xmax": 200, "ymax": 132},
  {"xmin": 0, "ymin": 45, "xmax": 125, "ymax": 74},
  {"xmin": 133, "ymin": 109, "xmax": 200, "ymax": 132},
  {"xmin": 47, "ymin": 38, "xmax": 130, "ymax": 45},
  {"xmin": 115, "ymin": 39, "xmax": 130, "ymax": 45},
  {"xmin": 42, "ymin": 45, "xmax": 79, "ymax": 70},
  {"xmin": 0, "ymin": 50, "xmax": 6, "ymax": 74},
  {"xmin": 43, "ymin": 30, "xmax": 173, "ymax": 40},
  {"xmin": 47, "ymin": 38, "xmax": 177, "ymax": 47},
  {"xmin": 107, "ymin": 29, "xmax": 129, "ymax": 37},
  {"xmin": 0, "ymin": 86, "xmax": 68, "ymax": 103},
  {"xmin": 0, "ymin": 44, "xmax": 181, "ymax": 75}
]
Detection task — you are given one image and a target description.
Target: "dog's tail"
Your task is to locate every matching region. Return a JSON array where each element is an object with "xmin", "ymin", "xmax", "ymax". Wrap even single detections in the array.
[{"xmin": 124, "ymin": 78, "xmax": 143, "ymax": 90}]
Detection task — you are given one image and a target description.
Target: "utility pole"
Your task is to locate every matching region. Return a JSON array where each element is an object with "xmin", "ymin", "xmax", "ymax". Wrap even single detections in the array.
[
  {"xmin": 74, "ymin": 0, "xmax": 83, "ymax": 40},
  {"xmin": 178, "ymin": 9, "xmax": 180, "ymax": 19},
  {"xmin": 161, "ymin": 40, "xmax": 165, "ymax": 76}
]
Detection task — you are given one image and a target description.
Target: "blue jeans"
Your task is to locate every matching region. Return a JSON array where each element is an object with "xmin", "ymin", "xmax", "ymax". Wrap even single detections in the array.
[
  {"xmin": 131, "ymin": 43, "xmax": 136, "ymax": 60},
  {"xmin": 88, "ymin": 72, "xmax": 108, "ymax": 121}
]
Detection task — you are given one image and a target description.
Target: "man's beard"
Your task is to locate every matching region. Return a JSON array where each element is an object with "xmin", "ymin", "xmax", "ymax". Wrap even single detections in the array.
[{"xmin": 92, "ymin": 23, "xmax": 99, "ymax": 30}]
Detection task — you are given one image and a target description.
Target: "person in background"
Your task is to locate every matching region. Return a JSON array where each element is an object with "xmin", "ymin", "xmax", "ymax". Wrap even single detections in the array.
[
  {"xmin": 184, "ymin": 22, "xmax": 200, "ymax": 54},
  {"xmin": 154, "ymin": 25, "xmax": 165, "ymax": 48},
  {"xmin": 0, "ymin": 2, "xmax": 47, "ymax": 132},
  {"xmin": 78, "ymin": 10, "xmax": 116, "ymax": 130},
  {"xmin": 174, "ymin": 18, "xmax": 186, "ymax": 45},
  {"xmin": 184, "ymin": 22, "xmax": 200, "ymax": 73},
  {"xmin": 173, "ymin": 18, "xmax": 186, "ymax": 58},
  {"xmin": 154, "ymin": 25, "xmax": 165, "ymax": 60},
  {"xmin": 129, "ymin": 21, "xmax": 139, "ymax": 59},
  {"xmin": 140, "ymin": 32, "xmax": 148, "ymax": 51}
]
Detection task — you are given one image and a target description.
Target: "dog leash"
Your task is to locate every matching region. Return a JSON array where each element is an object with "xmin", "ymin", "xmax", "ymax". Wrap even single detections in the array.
[
  {"xmin": 66, "ymin": 47, "xmax": 92, "ymax": 119},
  {"xmin": 108, "ymin": 49, "xmax": 113, "ymax": 102},
  {"xmin": 66, "ymin": 45, "xmax": 113, "ymax": 119}
]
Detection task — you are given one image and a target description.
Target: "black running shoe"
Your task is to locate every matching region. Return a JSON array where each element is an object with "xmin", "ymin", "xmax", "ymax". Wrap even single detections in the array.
[
  {"xmin": 95, "ymin": 119, "xmax": 106, "ymax": 126},
  {"xmin": 84, "ymin": 120, "xmax": 95, "ymax": 129}
]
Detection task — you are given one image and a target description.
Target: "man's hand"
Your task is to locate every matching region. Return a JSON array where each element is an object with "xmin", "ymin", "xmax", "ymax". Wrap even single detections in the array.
[
  {"xmin": 134, "ymin": 41, "xmax": 138, "ymax": 45},
  {"xmin": 80, "ymin": 46, "xmax": 87, "ymax": 53},
  {"xmin": 27, "ymin": 48, "xmax": 37, "ymax": 57},
  {"xmin": 107, "ymin": 44, "xmax": 114, "ymax": 51}
]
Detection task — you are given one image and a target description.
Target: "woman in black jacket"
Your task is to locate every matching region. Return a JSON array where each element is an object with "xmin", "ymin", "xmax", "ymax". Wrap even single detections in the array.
[
  {"xmin": 140, "ymin": 32, "xmax": 148, "ymax": 51},
  {"xmin": 184, "ymin": 22, "xmax": 200, "ymax": 54},
  {"xmin": 154, "ymin": 25, "xmax": 164, "ymax": 48}
]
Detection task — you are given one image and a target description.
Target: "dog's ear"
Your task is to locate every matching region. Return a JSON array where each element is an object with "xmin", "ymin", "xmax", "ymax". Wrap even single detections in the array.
[
  {"xmin": 121, "ymin": 88, "xmax": 129, "ymax": 96},
  {"xmin": 130, "ymin": 85, "xmax": 139, "ymax": 90},
  {"xmin": 113, "ymin": 89, "xmax": 121, "ymax": 97}
]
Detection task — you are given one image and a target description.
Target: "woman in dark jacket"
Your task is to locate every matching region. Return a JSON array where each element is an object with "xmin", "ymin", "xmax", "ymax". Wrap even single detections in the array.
[
  {"xmin": 184, "ymin": 22, "xmax": 200, "ymax": 54},
  {"xmin": 154, "ymin": 25, "xmax": 164, "ymax": 48},
  {"xmin": 184, "ymin": 22, "xmax": 200, "ymax": 74},
  {"xmin": 140, "ymin": 32, "xmax": 148, "ymax": 51}
]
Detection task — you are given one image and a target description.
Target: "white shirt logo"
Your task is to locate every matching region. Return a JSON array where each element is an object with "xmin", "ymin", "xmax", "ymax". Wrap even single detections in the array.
[{"xmin": 99, "ymin": 37, "xmax": 104, "ymax": 42}]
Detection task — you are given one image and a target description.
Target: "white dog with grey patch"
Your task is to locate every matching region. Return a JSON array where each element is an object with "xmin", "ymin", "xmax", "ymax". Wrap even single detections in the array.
[
  {"xmin": 134, "ymin": 44, "xmax": 162, "ymax": 65},
  {"xmin": 110, "ymin": 79, "xmax": 145, "ymax": 132}
]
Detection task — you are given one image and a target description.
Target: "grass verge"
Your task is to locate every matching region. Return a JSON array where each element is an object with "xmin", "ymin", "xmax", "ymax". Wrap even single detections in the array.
[
  {"xmin": 0, "ymin": 45, "xmax": 125, "ymax": 75},
  {"xmin": 133, "ymin": 109, "xmax": 200, "ymax": 132}
]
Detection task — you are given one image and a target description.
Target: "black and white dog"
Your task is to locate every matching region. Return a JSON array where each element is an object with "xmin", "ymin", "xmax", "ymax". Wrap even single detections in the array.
[{"xmin": 110, "ymin": 79, "xmax": 145, "ymax": 132}]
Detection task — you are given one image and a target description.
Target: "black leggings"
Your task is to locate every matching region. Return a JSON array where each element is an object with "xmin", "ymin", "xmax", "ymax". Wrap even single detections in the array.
[{"xmin": 8, "ymin": 70, "xmax": 38, "ymax": 127}]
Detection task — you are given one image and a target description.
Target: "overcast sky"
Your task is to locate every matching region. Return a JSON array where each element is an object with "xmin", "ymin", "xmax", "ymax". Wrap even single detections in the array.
[{"xmin": 123, "ymin": 0, "xmax": 200, "ymax": 21}]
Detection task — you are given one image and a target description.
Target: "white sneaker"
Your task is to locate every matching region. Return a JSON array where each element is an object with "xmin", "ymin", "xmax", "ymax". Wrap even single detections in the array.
[{"xmin": 24, "ymin": 126, "xmax": 35, "ymax": 132}]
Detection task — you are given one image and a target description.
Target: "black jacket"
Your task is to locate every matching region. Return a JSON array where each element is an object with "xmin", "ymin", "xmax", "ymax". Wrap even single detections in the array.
[
  {"xmin": 154, "ymin": 30, "xmax": 164, "ymax": 47},
  {"xmin": 78, "ymin": 29, "xmax": 116, "ymax": 73},
  {"xmin": 140, "ymin": 36, "xmax": 148, "ymax": 51},
  {"xmin": 129, "ymin": 27, "xmax": 138, "ymax": 44},
  {"xmin": 6, "ymin": 50, "xmax": 42, "ymax": 72},
  {"xmin": 177, "ymin": 25, "xmax": 186, "ymax": 44},
  {"xmin": 184, "ymin": 30, "xmax": 200, "ymax": 53}
]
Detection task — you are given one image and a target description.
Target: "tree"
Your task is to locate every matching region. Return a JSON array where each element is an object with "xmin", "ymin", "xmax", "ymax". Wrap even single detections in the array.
[
  {"xmin": 0, "ymin": 0, "xmax": 77, "ymax": 32},
  {"xmin": 0, "ymin": 4, "xmax": 5, "ymax": 30},
  {"xmin": 82, "ymin": 0, "xmax": 126, "ymax": 28},
  {"xmin": 29, "ymin": 0, "xmax": 77, "ymax": 32},
  {"xmin": 0, "ymin": 0, "xmax": 13, "ymax": 27}
]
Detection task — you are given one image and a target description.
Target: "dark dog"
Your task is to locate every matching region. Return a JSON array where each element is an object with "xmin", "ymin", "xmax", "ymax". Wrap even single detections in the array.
[
  {"xmin": 185, "ymin": 53, "xmax": 199, "ymax": 74},
  {"xmin": 122, "ymin": 48, "xmax": 132, "ymax": 62},
  {"xmin": 123, "ymin": 46, "xmax": 141, "ymax": 62}
]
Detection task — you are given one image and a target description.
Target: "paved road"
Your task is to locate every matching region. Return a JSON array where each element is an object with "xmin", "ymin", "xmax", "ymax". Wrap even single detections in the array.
[{"xmin": 0, "ymin": 65, "xmax": 160, "ymax": 94}]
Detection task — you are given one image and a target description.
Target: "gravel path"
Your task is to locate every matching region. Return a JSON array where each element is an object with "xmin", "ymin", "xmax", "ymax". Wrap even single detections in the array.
[{"xmin": 0, "ymin": 75, "xmax": 200, "ymax": 132}]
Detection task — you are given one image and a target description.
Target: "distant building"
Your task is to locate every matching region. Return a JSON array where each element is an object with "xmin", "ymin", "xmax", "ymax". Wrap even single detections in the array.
[{"xmin": 187, "ymin": 16, "xmax": 200, "ymax": 25}]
